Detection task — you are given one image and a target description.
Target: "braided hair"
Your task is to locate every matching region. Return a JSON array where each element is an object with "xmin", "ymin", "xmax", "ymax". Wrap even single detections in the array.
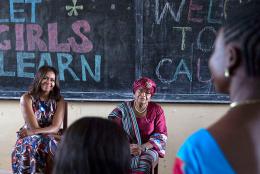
[{"xmin": 223, "ymin": 1, "xmax": 260, "ymax": 76}]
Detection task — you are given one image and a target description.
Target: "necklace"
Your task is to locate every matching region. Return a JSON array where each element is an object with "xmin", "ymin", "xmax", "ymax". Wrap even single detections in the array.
[
  {"xmin": 134, "ymin": 101, "xmax": 147, "ymax": 114},
  {"xmin": 230, "ymin": 99, "xmax": 260, "ymax": 108}
]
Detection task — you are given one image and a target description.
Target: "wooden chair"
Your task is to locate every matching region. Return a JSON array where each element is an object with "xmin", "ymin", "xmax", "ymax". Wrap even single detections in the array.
[
  {"xmin": 59, "ymin": 101, "xmax": 68, "ymax": 134},
  {"xmin": 62, "ymin": 101, "xmax": 68, "ymax": 131},
  {"xmin": 151, "ymin": 158, "xmax": 159, "ymax": 174}
]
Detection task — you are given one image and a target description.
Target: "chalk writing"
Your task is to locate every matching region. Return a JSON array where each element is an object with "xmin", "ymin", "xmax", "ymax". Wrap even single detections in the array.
[
  {"xmin": 155, "ymin": 0, "xmax": 186, "ymax": 24},
  {"xmin": 111, "ymin": 4, "xmax": 116, "ymax": 10},
  {"xmin": 156, "ymin": 58, "xmax": 192, "ymax": 84},
  {"xmin": 196, "ymin": 58, "xmax": 211, "ymax": 83},
  {"xmin": 0, "ymin": 20, "xmax": 93, "ymax": 52},
  {"xmin": 196, "ymin": 26, "xmax": 217, "ymax": 52},
  {"xmin": 0, "ymin": 0, "xmax": 239, "ymax": 102},
  {"xmin": 0, "ymin": 0, "xmax": 99, "ymax": 83},
  {"xmin": 141, "ymin": 0, "xmax": 237, "ymax": 102},
  {"xmin": 173, "ymin": 27, "xmax": 192, "ymax": 50},
  {"xmin": 223, "ymin": 0, "xmax": 249, "ymax": 19},
  {"xmin": 207, "ymin": 0, "xmax": 223, "ymax": 24},
  {"xmin": 188, "ymin": 0, "xmax": 203, "ymax": 23},
  {"xmin": 0, "ymin": 0, "xmax": 137, "ymax": 101},
  {"xmin": 0, "ymin": 0, "xmax": 41, "ymax": 23},
  {"xmin": 0, "ymin": 51, "xmax": 101, "ymax": 81},
  {"xmin": 66, "ymin": 0, "xmax": 83, "ymax": 16}
]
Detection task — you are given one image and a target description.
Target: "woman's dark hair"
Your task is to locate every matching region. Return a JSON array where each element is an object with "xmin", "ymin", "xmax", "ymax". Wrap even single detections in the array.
[
  {"xmin": 223, "ymin": 1, "xmax": 260, "ymax": 76},
  {"xmin": 28, "ymin": 65, "xmax": 61, "ymax": 101},
  {"xmin": 53, "ymin": 117, "xmax": 130, "ymax": 174}
]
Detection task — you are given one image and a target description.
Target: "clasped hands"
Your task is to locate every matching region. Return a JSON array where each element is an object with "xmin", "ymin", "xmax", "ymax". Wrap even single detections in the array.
[
  {"xmin": 130, "ymin": 144, "xmax": 147, "ymax": 156},
  {"xmin": 18, "ymin": 128, "xmax": 34, "ymax": 138},
  {"xmin": 18, "ymin": 128, "xmax": 62, "ymax": 140}
]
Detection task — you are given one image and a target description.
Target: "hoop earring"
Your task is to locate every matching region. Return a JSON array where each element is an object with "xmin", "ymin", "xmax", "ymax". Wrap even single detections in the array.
[{"xmin": 224, "ymin": 69, "xmax": 230, "ymax": 78}]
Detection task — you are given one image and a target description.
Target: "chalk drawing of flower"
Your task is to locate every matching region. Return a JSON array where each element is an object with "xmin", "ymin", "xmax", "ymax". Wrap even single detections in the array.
[{"xmin": 65, "ymin": 0, "xmax": 83, "ymax": 16}]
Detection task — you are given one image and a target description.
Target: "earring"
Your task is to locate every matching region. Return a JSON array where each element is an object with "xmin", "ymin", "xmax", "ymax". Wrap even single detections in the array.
[{"xmin": 224, "ymin": 69, "xmax": 230, "ymax": 78}]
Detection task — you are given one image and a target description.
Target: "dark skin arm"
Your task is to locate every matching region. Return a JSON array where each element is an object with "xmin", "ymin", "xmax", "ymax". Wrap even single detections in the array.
[{"xmin": 19, "ymin": 93, "xmax": 65, "ymax": 138}]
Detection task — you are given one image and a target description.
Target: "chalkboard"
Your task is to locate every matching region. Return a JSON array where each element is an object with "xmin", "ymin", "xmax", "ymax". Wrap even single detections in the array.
[
  {"xmin": 141, "ymin": 0, "xmax": 229, "ymax": 102},
  {"xmin": 0, "ymin": 0, "xmax": 244, "ymax": 103}
]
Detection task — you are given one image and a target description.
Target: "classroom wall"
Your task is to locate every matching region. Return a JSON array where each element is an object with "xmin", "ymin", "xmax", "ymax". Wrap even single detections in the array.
[{"xmin": 0, "ymin": 100, "xmax": 228, "ymax": 174}]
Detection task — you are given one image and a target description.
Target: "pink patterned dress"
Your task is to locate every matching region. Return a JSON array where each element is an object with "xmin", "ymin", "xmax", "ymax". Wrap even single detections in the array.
[{"xmin": 11, "ymin": 95, "xmax": 60, "ymax": 174}]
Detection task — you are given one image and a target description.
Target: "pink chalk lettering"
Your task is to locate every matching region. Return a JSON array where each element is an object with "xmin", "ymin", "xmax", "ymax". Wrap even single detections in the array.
[
  {"xmin": 15, "ymin": 24, "xmax": 25, "ymax": 51},
  {"xmin": 68, "ymin": 20, "xmax": 93, "ymax": 53},
  {"xmin": 48, "ymin": 23, "xmax": 70, "ymax": 52},
  {"xmin": 0, "ymin": 25, "xmax": 11, "ymax": 50},
  {"xmin": 26, "ymin": 24, "xmax": 47, "ymax": 51},
  {"xmin": 188, "ymin": 0, "xmax": 203, "ymax": 23}
]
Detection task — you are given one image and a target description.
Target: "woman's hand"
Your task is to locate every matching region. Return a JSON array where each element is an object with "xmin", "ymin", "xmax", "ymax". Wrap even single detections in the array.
[
  {"xmin": 20, "ymin": 94, "xmax": 65, "ymax": 135},
  {"xmin": 19, "ymin": 128, "xmax": 34, "ymax": 138},
  {"xmin": 130, "ymin": 144, "xmax": 142, "ymax": 156}
]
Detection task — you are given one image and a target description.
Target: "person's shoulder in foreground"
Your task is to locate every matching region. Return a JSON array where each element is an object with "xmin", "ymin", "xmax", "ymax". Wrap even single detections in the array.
[{"xmin": 174, "ymin": 129, "xmax": 235, "ymax": 174}]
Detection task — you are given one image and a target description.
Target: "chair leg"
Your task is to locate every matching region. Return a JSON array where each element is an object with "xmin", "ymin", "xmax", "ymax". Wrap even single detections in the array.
[
  {"xmin": 151, "ymin": 157, "xmax": 159, "ymax": 174},
  {"xmin": 154, "ymin": 163, "xmax": 158, "ymax": 174}
]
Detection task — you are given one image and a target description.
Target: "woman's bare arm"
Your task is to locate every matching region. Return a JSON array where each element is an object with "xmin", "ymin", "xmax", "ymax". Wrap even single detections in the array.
[{"xmin": 20, "ymin": 94, "xmax": 65, "ymax": 136}]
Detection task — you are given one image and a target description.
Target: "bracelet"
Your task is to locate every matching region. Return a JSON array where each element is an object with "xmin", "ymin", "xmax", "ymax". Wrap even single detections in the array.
[{"xmin": 141, "ymin": 145, "xmax": 148, "ymax": 152}]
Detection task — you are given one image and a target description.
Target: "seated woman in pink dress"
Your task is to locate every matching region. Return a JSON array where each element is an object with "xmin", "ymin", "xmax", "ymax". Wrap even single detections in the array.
[
  {"xmin": 109, "ymin": 77, "xmax": 167, "ymax": 174},
  {"xmin": 11, "ymin": 66, "xmax": 65, "ymax": 174}
]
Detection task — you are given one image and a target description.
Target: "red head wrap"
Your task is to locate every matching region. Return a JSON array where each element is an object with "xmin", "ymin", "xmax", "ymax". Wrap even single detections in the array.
[{"xmin": 133, "ymin": 77, "xmax": 156, "ymax": 96}]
